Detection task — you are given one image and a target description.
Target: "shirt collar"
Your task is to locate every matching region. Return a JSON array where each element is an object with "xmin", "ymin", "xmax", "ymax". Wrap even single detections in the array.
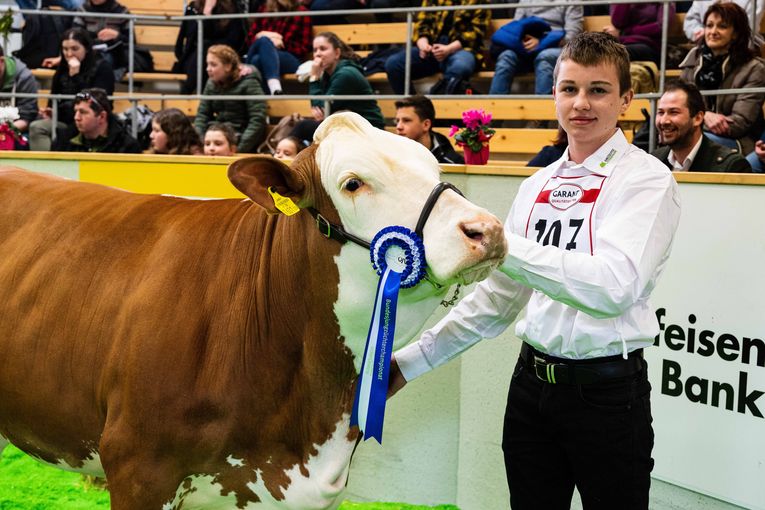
[
  {"xmin": 553, "ymin": 129, "xmax": 629, "ymax": 177},
  {"xmin": 668, "ymin": 135, "xmax": 703, "ymax": 172}
]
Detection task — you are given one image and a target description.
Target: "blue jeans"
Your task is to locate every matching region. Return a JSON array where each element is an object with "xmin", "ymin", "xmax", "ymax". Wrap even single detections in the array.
[
  {"xmin": 703, "ymin": 131, "xmax": 738, "ymax": 149},
  {"xmin": 746, "ymin": 151, "xmax": 764, "ymax": 172},
  {"xmin": 245, "ymin": 37, "xmax": 301, "ymax": 86},
  {"xmin": 16, "ymin": 0, "xmax": 83, "ymax": 9},
  {"xmin": 489, "ymin": 47, "xmax": 560, "ymax": 95},
  {"xmin": 385, "ymin": 47, "xmax": 476, "ymax": 95}
]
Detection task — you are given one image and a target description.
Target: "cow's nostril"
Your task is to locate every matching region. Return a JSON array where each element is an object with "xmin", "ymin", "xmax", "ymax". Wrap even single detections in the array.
[{"xmin": 461, "ymin": 225, "xmax": 485, "ymax": 242}]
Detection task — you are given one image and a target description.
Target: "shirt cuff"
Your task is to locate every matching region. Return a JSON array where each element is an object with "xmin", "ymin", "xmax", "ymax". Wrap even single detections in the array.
[
  {"xmin": 395, "ymin": 340, "xmax": 434, "ymax": 382},
  {"xmin": 498, "ymin": 232, "xmax": 537, "ymax": 279}
]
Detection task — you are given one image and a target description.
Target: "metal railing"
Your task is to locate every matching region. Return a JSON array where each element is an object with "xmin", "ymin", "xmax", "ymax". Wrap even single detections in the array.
[{"xmin": 3, "ymin": 0, "xmax": 763, "ymax": 153}]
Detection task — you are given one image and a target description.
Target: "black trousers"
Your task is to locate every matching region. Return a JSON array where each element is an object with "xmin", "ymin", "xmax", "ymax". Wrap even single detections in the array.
[{"xmin": 502, "ymin": 355, "xmax": 654, "ymax": 510}]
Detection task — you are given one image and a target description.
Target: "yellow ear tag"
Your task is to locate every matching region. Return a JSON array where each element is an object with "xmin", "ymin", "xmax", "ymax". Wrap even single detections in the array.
[{"xmin": 268, "ymin": 187, "xmax": 300, "ymax": 216}]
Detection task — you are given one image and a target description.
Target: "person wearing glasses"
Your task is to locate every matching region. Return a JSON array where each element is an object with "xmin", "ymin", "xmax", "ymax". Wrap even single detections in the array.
[
  {"xmin": 29, "ymin": 27, "xmax": 115, "ymax": 151},
  {"xmin": 50, "ymin": 88, "xmax": 140, "ymax": 153}
]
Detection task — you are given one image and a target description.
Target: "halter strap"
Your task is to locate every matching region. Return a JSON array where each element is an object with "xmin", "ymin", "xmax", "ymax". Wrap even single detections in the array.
[{"xmin": 308, "ymin": 181, "xmax": 464, "ymax": 251}]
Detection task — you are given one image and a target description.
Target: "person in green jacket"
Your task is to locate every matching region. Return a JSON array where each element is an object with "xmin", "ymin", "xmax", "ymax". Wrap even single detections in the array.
[
  {"xmin": 194, "ymin": 44, "xmax": 267, "ymax": 154},
  {"xmin": 308, "ymin": 31, "xmax": 385, "ymax": 130}
]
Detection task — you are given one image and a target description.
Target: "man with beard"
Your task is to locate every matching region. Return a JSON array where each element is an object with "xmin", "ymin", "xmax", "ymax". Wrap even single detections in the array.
[{"xmin": 652, "ymin": 79, "xmax": 751, "ymax": 172}]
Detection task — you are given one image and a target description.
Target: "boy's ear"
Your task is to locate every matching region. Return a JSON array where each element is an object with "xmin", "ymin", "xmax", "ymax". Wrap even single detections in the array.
[{"xmin": 621, "ymin": 89, "xmax": 634, "ymax": 113}]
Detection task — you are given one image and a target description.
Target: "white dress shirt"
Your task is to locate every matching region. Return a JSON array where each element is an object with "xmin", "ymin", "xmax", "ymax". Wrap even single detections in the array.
[
  {"xmin": 397, "ymin": 130, "xmax": 682, "ymax": 382},
  {"xmin": 667, "ymin": 134, "xmax": 703, "ymax": 172}
]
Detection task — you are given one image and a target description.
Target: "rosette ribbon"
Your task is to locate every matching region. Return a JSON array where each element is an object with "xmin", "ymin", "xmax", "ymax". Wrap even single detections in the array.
[{"xmin": 351, "ymin": 225, "xmax": 426, "ymax": 443}]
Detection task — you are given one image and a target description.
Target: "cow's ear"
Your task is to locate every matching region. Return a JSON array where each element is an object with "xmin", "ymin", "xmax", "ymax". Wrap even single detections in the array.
[{"xmin": 228, "ymin": 155, "xmax": 306, "ymax": 215}]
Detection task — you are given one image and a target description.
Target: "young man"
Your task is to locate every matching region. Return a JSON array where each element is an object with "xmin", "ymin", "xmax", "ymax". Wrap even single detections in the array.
[
  {"xmin": 391, "ymin": 32, "xmax": 681, "ymax": 509},
  {"xmin": 652, "ymin": 79, "xmax": 751, "ymax": 173},
  {"xmin": 394, "ymin": 95, "xmax": 464, "ymax": 164},
  {"xmin": 52, "ymin": 88, "xmax": 141, "ymax": 153},
  {"xmin": 0, "ymin": 44, "xmax": 39, "ymax": 135}
]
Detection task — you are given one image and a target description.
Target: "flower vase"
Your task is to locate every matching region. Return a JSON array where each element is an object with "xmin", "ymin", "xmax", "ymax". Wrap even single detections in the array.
[{"xmin": 464, "ymin": 144, "xmax": 490, "ymax": 165}]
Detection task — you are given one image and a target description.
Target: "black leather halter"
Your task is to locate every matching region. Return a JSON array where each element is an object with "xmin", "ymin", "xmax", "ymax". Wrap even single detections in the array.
[{"xmin": 307, "ymin": 182, "xmax": 464, "ymax": 250}]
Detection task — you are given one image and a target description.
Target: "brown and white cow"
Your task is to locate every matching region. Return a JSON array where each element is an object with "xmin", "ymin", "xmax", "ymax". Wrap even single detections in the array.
[{"xmin": 0, "ymin": 112, "xmax": 506, "ymax": 509}]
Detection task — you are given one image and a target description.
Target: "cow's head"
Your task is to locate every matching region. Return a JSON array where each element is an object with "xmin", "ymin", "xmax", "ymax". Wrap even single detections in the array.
[{"xmin": 228, "ymin": 112, "xmax": 506, "ymax": 359}]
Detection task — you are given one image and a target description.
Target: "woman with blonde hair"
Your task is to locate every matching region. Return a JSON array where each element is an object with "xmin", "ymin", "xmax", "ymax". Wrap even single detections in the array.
[
  {"xmin": 150, "ymin": 108, "xmax": 203, "ymax": 155},
  {"xmin": 194, "ymin": 44, "xmax": 267, "ymax": 154}
]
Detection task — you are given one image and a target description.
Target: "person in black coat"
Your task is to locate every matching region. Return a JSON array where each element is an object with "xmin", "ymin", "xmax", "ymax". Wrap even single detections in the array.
[
  {"xmin": 30, "ymin": 28, "xmax": 115, "ymax": 151},
  {"xmin": 51, "ymin": 87, "xmax": 141, "ymax": 153},
  {"xmin": 394, "ymin": 95, "xmax": 465, "ymax": 164},
  {"xmin": 652, "ymin": 79, "xmax": 751, "ymax": 172}
]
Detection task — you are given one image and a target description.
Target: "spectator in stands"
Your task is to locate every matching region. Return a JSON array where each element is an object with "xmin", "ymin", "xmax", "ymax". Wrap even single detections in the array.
[
  {"xmin": 150, "ymin": 108, "xmax": 203, "ymax": 155},
  {"xmin": 527, "ymin": 127, "xmax": 567, "ymax": 167},
  {"xmin": 194, "ymin": 44, "xmax": 267, "ymax": 153},
  {"xmin": 290, "ymin": 31, "xmax": 384, "ymax": 141},
  {"xmin": 603, "ymin": 3, "xmax": 676, "ymax": 64},
  {"xmin": 203, "ymin": 121, "xmax": 238, "ymax": 156},
  {"xmin": 368, "ymin": 0, "xmax": 420, "ymax": 23},
  {"xmin": 652, "ymin": 79, "xmax": 751, "ymax": 172},
  {"xmin": 244, "ymin": 0, "xmax": 312, "ymax": 95},
  {"xmin": 273, "ymin": 135, "xmax": 306, "ymax": 159},
  {"xmin": 174, "ymin": 0, "xmax": 247, "ymax": 94},
  {"xmin": 303, "ymin": 0, "xmax": 364, "ymax": 24},
  {"xmin": 745, "ymin": 137, "xmax": 765, "ymax": 172},
  {"xmin": 488, "ymin": 0, "xmax": 583, "ymax": 96},
  {"xmin": 30, "ymin": 27, "xmax": 115, "ymax": 151},
  {"xmin": 394, "ymin": 94, "xmax": 464, "ymax": 164},
  {"xmin": 51, "ymin": 87, "xmax": 141, "ymax": 153},
  {"xmin": 384, "ymin": 0, "xmax": 490, "ymax": 95},
  {"xmin": 684, "ymin": 0, "xmax": 765, "ymax": 43},
  {"xmin": 0, "ymin": 45, "xmax": 39, "ymax": 135},
  {"xmin": 680, "ymin": 2, "xmax": 765, "ymax": 153},
  {"xmin": 15, "ymin": 0, "xmax": 83, "ymax": 12},
  {"xmin": 72, "ymin": 0, "xmax": 144, "ymax": 81}
]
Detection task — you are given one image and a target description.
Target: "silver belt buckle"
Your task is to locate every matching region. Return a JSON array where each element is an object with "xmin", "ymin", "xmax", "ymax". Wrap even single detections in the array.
[{"xmin": 533, "ymin": 355, "xmax": 558, "ymax": 384}]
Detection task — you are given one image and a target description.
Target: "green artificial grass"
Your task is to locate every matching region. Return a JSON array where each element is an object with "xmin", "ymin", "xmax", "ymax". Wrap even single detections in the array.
[{"xmin": 0, "ymin": 445, "xmax": 458, "ymax": 510}]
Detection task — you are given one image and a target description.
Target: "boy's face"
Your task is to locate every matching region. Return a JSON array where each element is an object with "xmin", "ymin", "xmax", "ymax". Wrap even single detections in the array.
[
  {"xmin": 553, "ymin": 59, "xmax": 632, "ymax": 158},
  {"xmin": 395, "ymin": 107, "xmax": 430, "ymax": 142}
]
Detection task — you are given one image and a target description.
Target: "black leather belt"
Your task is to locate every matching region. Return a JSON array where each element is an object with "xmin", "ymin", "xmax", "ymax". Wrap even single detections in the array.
[{"xmin": 520, "ymin": 343, "xmax": 644, "ymax": 385}]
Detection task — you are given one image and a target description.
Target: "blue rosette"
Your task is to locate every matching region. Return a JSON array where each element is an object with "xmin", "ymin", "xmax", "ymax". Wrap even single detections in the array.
[
  {"xmin": 369, "ymin": 226, "xmax": 426, "ymax": 289},
  {"xmin": 351, "ymin": 226, "xmax": 427, "ymax": 443}
]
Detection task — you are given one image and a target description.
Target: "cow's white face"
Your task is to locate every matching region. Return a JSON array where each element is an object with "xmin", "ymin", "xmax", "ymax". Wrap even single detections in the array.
[{"xmin": 313, "ymin": 113, "xmax": 507, "ymax": 366}]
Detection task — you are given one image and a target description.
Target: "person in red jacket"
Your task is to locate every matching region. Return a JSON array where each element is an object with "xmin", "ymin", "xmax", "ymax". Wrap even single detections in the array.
[{"xmin": 244, "ymin": 0, "xmax": 312, "ymax": 95}]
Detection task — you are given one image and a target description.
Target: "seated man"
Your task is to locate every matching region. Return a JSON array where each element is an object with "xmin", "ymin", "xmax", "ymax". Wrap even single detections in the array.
[
  {"xmin": 384, "ymin": 0, "xmax": 490, "ymax": 95},
  {"xmin": 652, "ymin": 79, "xmax": 751, "ymax": 172},
  {"xmin": 394, "ymin": 95, "xmax": 464, "ymax": 164},
  {"xmin": 0, "ymin": 44, "xmax": 39, "ymax": 137},
  {"xmin": 52, "ymin": 88, "xmax": 141, "ymax": 153}
]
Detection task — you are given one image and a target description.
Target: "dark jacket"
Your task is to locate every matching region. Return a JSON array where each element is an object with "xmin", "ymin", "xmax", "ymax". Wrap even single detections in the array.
[
  {"xmin": 51, "ymin": 115, "xmax": 141, "ymax": 153},
  {"xmin": 680, "ymin": 46, "xmax": 765, "ymax": 154},
  {"xmin": 194, "ymin": 73, "xmax": 267, "ymax": 153},
  {"xmin": 0, "ymin": 57, "xmax": 39, "ymax": 125},
  {"xmin": 309, "ymin": 59, "xmax": 385, "ymax": 129},
  {"xmin": 51, "ymin": 56, "xmax": 115, "ymax": 125},
  {"xmin": 174, "ymin": 3, "xmax": 247, "ymax": 94},
  {"xmin": 651, "ymin": 134, "xmax": 752, "ymax": 173},
  {"xmin": 73, "ymin": 0, "xmax": 131, "ymax": 73},
  {"xmin": 431, "ymin": 130, "xmax": 464, "ymax": 164}
]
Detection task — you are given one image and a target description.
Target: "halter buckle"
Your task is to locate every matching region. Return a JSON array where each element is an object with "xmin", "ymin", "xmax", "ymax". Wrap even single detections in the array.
[{"xmin": 315, "ymin": 213, "xmax": 332, "ymax": 238}]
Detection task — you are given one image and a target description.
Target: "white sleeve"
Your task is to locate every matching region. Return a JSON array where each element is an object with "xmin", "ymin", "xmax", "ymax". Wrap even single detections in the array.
[
  {"xmin": 499, "ymin": 168, "xmax": 681, "ymax": 320},
  {"xmin": 683, "ymin": 2, "xmax": 705, "ymax": 41},
  {"xmin": 395, "ymin": 268, "xmax": 532, "ymax": 382}
]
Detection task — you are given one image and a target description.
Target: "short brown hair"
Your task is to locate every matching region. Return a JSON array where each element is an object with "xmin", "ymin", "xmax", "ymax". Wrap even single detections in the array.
[
  {"xmin": 395, "ymin": 95, "xmax": 436, "ymax": 124},
  {"xmin": 554, "ymin": 32, "xmax": 632, "ymax": 95}
]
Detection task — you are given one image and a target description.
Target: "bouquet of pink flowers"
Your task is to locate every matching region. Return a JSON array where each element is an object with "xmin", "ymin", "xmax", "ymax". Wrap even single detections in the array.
[
  {"xmin": 0, "ymin": 106, "xmax": 27, "ymax": 150},
  {"xmin": 448, "ymin": 108, "xmax": 495, "ymax": 153}
]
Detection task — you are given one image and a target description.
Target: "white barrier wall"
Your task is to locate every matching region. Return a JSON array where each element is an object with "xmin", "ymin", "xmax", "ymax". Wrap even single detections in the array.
[{"xmin": 1, "ymin": 154, "xmax": 761, "ymax": 509}]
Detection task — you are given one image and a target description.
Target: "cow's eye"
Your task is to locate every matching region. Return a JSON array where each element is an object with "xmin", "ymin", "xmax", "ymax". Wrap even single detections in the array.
[{"xmin": 344, "ymin": 178, "xmax": 363, "ymax": 192}]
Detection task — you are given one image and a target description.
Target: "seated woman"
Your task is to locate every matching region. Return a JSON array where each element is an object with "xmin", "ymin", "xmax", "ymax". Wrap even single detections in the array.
[
  {"xmin": 150, "ymin": 108, "xmax": 203, "ymax": 155},
  {"xmin": 680, "ymin": 2, "xmax": 765, "ymax": 154},
  {"xmin": 203, "ymin": 122, "xmax": 238, "ymax": 156},
  {"xmin": 194, "ymin": 44, "xmax": 267, "ymax": 154},
  {"xmin": 604, "ymin": 2, "xmax": 676, "ymax": 65},
  {"xmin": 73, "ymin": 0, "xmax": 147, "ymax": 80},
  {"xmin": 244, "ymin": 0, "xmax": 312, "ymax": 95},
  {"xmin": 292, "ymin": 31, "xmax": 384, "ymax": 141},
  {"xmin": 174, "ymin": 0, "xmax": 246, "ymax": 94},
  {"xmin": 30, "ymin": 27, "xmax": 115, "ymax": 151}
]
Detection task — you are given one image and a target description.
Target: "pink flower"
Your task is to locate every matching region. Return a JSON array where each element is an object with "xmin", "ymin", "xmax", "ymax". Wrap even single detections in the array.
[{"xmin": 448, "ymin": 124, "xmax": 460, "ymax": 138}]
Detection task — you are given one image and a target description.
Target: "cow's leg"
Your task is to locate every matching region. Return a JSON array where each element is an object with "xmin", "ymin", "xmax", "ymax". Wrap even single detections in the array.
[{"xmin": 99, "ymin": 434, "xmax": 183, "ymax": 509}]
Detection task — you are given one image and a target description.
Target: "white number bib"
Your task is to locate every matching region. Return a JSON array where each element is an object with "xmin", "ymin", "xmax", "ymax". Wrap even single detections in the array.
[{"xmin": 525, "ymin": 174, "xmax": 607, "ymax": 254}]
